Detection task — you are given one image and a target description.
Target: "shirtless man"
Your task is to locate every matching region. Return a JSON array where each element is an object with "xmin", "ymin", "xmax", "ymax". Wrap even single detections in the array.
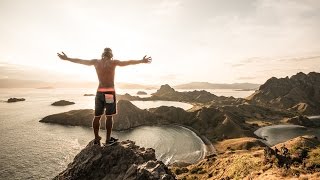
[{"xmin": 57, "ymin": 48, "xmax": 152, "ymax": 145}]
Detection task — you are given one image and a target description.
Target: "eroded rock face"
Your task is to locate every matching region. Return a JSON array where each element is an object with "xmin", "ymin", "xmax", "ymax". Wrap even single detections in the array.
[
  {"xmin": 51, "ymin": 100, "xmax": 75, "ymax": 106},
  {"xmin": 248, "ymin": 72, "xmax": 320, "ymax": 115},
  {"xmin": 54, "ymin": 140, "xmax": 176, "ymax": 180}
]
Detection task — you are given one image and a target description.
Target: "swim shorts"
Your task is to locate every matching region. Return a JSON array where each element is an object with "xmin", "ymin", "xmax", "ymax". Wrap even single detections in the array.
[{"xmin": 95, "ymin": 91, "xmax": 117, "ymax": 116}]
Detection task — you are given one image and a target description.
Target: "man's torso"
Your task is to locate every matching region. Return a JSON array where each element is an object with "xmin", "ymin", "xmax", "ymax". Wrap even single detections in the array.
[{"xmin": 94, "ymin": 59, "xmax": 116, "ymax": 91}]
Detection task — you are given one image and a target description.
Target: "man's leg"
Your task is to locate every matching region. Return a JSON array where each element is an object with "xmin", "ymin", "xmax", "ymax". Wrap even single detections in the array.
[
  {"xmin": 105, "ymin": 115, "xmax": 113, "ymax": 143},
  {"xmin": 92, "ymin": 116, "xmax": 102, "ymax": 140}
]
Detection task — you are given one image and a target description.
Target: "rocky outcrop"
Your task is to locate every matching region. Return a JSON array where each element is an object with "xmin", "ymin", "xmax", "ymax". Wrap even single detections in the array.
[
  {"xmin": 7, "ymin": 97, "xmax": 25, "ymax": 103},
  {"xmin": 247, "ymin": 72, "xmax": 320, "ymax": 115},
  {"xmin": 285, "ymin": 115, "xmax": 317, "ymax": 127},
  {"xmin": 51, "ymin": 100, "xmax": 75, "ymax": 106},
  {"xmin": 54, "ymin": 140, "xmax": 175, "ymax": 180}
]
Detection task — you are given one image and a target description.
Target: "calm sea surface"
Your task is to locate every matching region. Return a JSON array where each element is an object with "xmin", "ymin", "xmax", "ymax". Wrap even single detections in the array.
[{"xmin": 254, "ymin": 124, "xmax": 320, "ymax": 146}]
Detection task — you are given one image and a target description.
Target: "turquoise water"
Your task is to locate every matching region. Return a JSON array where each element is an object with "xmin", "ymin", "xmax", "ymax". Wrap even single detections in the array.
[{"xmin": 0, "ymin": 88, "xmax": 203, "ymax": 179}]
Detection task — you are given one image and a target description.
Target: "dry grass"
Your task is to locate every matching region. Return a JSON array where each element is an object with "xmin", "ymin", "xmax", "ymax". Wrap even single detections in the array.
[
  {"xmin": 308, "ymin": 146, "xmax": 320, "ymax": 167},
  {"xmin": 174, "ymin": 136, "xmax": 320, "ymax": 180}
]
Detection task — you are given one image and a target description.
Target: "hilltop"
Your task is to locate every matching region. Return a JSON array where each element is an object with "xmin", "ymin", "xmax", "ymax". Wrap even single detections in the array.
[{"xmin": 248, "ymin": 72, "xmax": 320, "ymax": 115}]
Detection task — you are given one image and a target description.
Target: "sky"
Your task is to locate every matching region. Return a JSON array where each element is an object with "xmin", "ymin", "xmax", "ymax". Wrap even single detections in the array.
[{"xmin": 1, "ymin": 0, "xmax": 320, "ymax": 85}]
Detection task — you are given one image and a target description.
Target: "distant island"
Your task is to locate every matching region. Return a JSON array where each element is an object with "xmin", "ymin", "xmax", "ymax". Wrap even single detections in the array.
[{"xmin": 7, "ymin": 97, "xmax": 25, "ymax": 103}]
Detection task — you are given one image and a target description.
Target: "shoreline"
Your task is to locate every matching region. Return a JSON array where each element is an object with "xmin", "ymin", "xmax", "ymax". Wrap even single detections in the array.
[{"xmin": 169, "ymin": 123, "xmax": 217, "ymax": 158}]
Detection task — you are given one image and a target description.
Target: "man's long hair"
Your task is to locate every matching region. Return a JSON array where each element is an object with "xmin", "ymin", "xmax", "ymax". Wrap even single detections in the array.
[{"xmin": 102, "ymin": 47, "xmax": 113, "ymax": 59}]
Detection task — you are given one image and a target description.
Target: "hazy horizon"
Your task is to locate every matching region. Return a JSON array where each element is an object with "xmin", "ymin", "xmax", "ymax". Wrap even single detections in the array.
[{"xmin": 1, "ymin": 0, "xmax": 320, "ymax": 85}]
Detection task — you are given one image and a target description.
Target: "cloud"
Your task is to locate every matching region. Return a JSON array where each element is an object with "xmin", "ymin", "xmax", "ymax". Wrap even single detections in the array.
[
  {"xmin": 237, "ymin": 76, "xmax": 257, "ymax": 80},
  {"xmin": 278, "ymin": 55, "xmax": 320, "ymax": 62},
  {"xmin": 231, "ymin": 63, "xmax": 245, "ymax": 67}
]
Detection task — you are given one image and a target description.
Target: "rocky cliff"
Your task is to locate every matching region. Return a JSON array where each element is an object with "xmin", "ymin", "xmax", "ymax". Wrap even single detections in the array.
[
  {"xmin": 248, "ymin": 72, "xmax": 320, "ymax": 115},
  {"xmin": 54, "ymin": 140, "xmax": 175, "ymax": 180}
]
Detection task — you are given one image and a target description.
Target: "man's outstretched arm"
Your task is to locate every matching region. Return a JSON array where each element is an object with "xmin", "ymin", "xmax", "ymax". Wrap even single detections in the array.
[
  {"xmin": 57, "ymin": 52, "xmax": 96, "ymax": 66},
  {"xmin": 115, "ymin": 55, "xmax": 152, "ymax": 66}
]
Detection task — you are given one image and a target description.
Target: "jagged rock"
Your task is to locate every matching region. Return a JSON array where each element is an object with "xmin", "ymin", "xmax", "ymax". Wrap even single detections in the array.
[
  {"xmin": 7, "ymin": 98, "xmax": 25, "ymax": 103},
  {"xmin": 54, "ymin": 140, "xmax": 175, "ymax": 180},
  {"xmin": 247, "ymin": 72, "xmax": 320, "ymax": 115},
  {"xmin": 51, "ymin": 100, "xmax": 75, "ymax": 106}
]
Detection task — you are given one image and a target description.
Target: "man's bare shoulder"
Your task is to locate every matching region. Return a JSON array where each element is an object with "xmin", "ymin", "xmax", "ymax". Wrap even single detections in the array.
[
  {"xmin": 111, "ymin": 60, "xmax": 121, "ymax": 65},
  {"xmin": 91, "ymin": 59, "xmax": 99, "ymax": 65}
]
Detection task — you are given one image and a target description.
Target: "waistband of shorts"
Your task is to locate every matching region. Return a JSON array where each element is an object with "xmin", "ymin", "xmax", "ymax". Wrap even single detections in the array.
[{"xmin": 97, "ymin": 87, "xmax": 115, "ymax": 92}]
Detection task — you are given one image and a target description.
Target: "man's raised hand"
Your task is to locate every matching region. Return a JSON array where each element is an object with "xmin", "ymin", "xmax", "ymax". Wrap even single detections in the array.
[
  {"xmin": 57, "ymin": 52, "xmax": 69, "ymax": 60},
  {"xmin": 142, "ymin": 55, "xmax": 152, "ymax": 63}
]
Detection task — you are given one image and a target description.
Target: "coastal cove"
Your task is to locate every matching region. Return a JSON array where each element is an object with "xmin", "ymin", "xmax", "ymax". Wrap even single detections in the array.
[{"xmin": 254, "ymin": 117, "xmax": 320, "ymax": 146}]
